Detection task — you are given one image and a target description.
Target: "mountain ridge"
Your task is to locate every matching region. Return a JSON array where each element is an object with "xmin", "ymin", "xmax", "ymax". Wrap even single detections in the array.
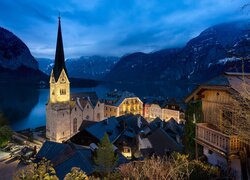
[{"xmin": 104, "ymin": 20, "xmax": 250, "ymax": 83}]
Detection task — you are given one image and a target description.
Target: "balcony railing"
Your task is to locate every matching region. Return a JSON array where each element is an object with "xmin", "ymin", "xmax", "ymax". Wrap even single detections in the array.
[{"xmin": 196, "ymin": 123, "xmax": 241, "ymax": 155}]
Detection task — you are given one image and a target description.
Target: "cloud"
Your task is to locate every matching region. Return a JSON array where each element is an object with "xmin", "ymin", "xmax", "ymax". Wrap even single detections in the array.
[{"xmin": 0, "ymin": 0, "xmax": 248, "ymax": 58}]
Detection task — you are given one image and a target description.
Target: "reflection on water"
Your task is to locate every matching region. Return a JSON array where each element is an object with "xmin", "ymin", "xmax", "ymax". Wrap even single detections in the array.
[{"xmin": 0, "ymin": 82, "xmax": 197, "ymax": 131}]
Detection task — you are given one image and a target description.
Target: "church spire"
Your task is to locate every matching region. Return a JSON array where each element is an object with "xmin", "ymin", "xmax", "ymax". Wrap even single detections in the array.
[{"xmin": 53, "ymin": 15, "xmax": 68, "ymax": 82}]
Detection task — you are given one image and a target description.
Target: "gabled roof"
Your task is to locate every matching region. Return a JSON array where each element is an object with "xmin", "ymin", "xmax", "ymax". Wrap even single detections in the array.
[
  {"xmin": 36, "ymin": 141, "xmax": 94, "ymax": 179},
  {"xmin": 71, "ymin": 92, "xmax": 99, "ymax": 108},
  {"xmin": 85, "ymin": 116, "xmax": 121, "ymax": 142},
  {"xmin": 53, "ymin": 17, "xmax": 68, "ymax": 82},
  {"xmin": 165, "ymin": 118, "xmax": 184, "ymax": 136},
  {"xmin": 185, "ymin": 73, "xmax": 250, "ymax": 103},
  {"xmin": 147, "ymin": 128, "xmax": 183, "ymax": 156}
]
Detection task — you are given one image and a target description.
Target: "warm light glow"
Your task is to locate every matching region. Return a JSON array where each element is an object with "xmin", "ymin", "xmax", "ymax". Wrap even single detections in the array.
[{"xmin": 50, "ymin": 69, "xmax": 70, "ymax": 103}]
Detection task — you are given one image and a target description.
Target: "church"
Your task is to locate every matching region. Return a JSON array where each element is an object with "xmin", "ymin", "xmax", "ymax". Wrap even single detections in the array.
[{"xmin": 46, "ymin": 17, "xmax": 105, "ymax": 142}]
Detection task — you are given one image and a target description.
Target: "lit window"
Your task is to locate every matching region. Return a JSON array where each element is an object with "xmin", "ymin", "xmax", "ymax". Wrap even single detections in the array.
[{"xmin": 60, "ymin": 89, "xmax": 66, "ymax": 95}]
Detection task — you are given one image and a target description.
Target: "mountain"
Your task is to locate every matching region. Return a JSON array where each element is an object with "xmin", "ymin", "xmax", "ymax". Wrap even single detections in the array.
[
  {"xmin": 0, "ymin": 27, "xmax": 48, "ymax": 84},
  {"xmin": 105, "ymin": 20, "xmax": 250, "ymax": 83},
  {"xmin": 0, "ymin": 27, "xmax": 38, "ymax": 70},
  {"xmin": 37, "ymin": 56, "xmax": 119, "ymax": 80}
]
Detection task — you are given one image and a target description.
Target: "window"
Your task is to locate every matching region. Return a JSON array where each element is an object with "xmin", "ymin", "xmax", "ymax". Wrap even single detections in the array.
[
  {"xmin": 123, "ymin": 147, "xmax": 130, "ymax": 153},
  {"xmin": 87, "ymin": 105, "xmax": 89, "ymax": 109},
  {"xmin": 75, "ymin": 107, "xmax": 77, "ymax": 111},
  {"xmin": 73, "ymin": 118, "xmax": 77, "ymax": 133},
  {"xmin": 97, "ymin": 113, "xmax": 100, "ymax": 120},
  {"xmin": 60, "ymin": 89, "xmax": 66, "ymax": 95},
  {"xmin": 97, "ymin": 103, "xmax": 100, "ymax": 107}
]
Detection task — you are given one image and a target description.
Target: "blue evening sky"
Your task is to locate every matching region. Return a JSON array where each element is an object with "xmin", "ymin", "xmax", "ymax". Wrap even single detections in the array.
[{"xmin": 0, "ymin": 0, "xmax": 249, "ymax": 58}]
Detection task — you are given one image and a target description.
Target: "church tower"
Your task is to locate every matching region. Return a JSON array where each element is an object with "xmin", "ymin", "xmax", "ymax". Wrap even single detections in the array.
[{"xmin": 46, "ymin": 16, "xmax": 71, "ymax": 142}]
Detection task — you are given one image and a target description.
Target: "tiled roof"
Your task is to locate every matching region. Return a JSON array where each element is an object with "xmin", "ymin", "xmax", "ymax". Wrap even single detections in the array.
[
  {"xmin": 36, "ymin": 141, "xmax": 66, "ymax": 160},
  {"xmin": 36, "ymin": 141, "xmax": 94, "ymax": 179},
  {"xmin": 147, "ymin": 128, "xmax": 183, "ymax": 156},
  {"xmin": 85, "ymin": 116, "xmax": 121, "ymax": 142},
  {"xmin": 71, "ymin": 92, "xmax": 99, "ymax": 107}
]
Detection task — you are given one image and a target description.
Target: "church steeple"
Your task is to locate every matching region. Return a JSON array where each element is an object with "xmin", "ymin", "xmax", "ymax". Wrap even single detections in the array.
[
  {"xmin": 53, "ymin": 15, "xmax": 68, "ymax": 82},
  {"xmin": 49, "ymin": 15, "xmax": 70, "ymax": 104}
]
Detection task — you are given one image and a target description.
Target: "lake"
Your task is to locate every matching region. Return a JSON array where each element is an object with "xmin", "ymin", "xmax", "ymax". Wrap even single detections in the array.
[{"xmin": 0, "ymin": 82, "xmax": 196, "ymax": 131}]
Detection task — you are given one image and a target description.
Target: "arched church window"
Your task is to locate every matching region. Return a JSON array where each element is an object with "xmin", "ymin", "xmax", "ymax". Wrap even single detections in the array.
[
  {"xmin": 60, "ymin": 89, "xmax": 66, "ymax": 95},
  {"xmin": 73, "ymin": 118, "xmax": 77, "ymax": 133}
]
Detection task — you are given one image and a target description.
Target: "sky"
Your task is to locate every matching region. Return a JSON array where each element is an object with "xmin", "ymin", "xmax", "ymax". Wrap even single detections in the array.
[{"xmin": 0, "ymin": 0, "xmax": 249, "ymax": 58}]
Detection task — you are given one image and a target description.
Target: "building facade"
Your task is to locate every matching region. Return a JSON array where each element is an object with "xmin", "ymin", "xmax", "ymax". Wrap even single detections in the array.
[
  {"xmin": 104, "ymin": 91, "xmax": 143, "ymax": 118},
  {"xmin": 143, "ymin": 101, "xmax": 181, "ymax": 123}
]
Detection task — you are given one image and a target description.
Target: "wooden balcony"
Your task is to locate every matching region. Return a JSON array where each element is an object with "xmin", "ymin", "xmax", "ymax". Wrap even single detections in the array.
[{"xmin": 196, "ymin": 123, "xmax": 241, "ymax": 155}]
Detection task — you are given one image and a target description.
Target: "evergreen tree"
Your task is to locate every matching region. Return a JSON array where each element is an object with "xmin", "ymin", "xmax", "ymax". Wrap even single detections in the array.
[{"xmin": 94, "ymin": 133, "xmax": 118, "ymax": 176}]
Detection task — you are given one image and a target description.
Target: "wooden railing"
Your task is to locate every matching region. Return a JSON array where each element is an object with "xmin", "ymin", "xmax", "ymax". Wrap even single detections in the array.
[{"xmin": 196, "ymin": 123, "xmax": 241, "ymax": 154}]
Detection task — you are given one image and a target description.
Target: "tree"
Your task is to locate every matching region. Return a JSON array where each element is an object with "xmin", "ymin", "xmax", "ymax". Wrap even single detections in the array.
[
  {"xmin": 0, "ymin": 125, "xmax": 13, "ymax": 147},
  {"xmin": 222, "ymin": 79, "xmax": 250, "ymax": 146},
  {"xmin": 183, "ymin": 100, "xmax": 203, "ymax": 158},
  {"xmin": 14, "ymin": 158, "xmax": 58, "ymax": 180},
  {"xmin": 64, "ymin": 167, "xmax": 88, "ymax": 180},
  {"xmin": 94, "ymin": 133, "xmax": 118, "ymax": 176}
]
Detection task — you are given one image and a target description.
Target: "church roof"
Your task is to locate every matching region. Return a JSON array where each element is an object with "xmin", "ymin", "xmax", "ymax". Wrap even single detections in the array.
[{"xmin": 53, "ymin": 16, "xmax": 68, "ymax": 82}]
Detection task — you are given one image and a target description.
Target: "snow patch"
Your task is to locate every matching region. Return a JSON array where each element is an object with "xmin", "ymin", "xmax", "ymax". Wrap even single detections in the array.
[{"xmin": 217, "ymin": 57, "xmax": 240, "ymax": 64}]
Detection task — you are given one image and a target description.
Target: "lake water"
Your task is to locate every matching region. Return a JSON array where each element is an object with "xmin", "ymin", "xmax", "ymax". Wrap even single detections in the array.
[{"xmin": 0, "ymin": 82, "xmax": 196, "ymax": 131}]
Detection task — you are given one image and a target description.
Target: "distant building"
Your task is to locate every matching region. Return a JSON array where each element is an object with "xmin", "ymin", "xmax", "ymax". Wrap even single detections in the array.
[
  {"xmin": 143, "ymin": 100, "xmax": 181, "ymax": 123},
  {"xmin": 46, "ymin": 17, "xmax": 104, "ymax": 142},
  {"xmin": 103, "ymin": 90, "xmax": 143, "ymax": 118},
  {"xmin": 185, "ymin": 72, "xmax": 250, "ymax": 175}
]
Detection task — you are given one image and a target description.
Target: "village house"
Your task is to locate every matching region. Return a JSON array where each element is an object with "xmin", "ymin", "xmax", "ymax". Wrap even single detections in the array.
[
  {"xmin": 185, "ymin": 72, "xmax": 250, "ymax": 177},
  {"xmin": 143, "ymin": 99, "xmax": 181, "ymax": 123},
  {"xmin": 103, "ymin": 90, "xmax": 143, "ymax": 118}
]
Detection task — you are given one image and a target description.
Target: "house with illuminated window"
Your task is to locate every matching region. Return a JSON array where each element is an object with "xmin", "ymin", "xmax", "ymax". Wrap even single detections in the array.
[
  {"xmin": 103, "ymin": 90, "xmax": 143, "ymax": 118},
  {"xmin": 185, "ymin": 72, "xmax": 250, "ymax": 176},
  {"xmin": 46, "ymin": 17, "xmax": 104, "ymax": 142}
]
